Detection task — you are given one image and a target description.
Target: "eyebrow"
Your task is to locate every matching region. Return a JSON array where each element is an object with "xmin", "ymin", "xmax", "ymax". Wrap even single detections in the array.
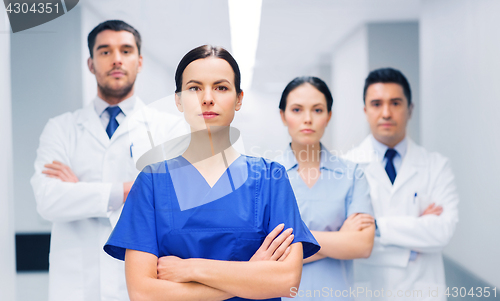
[
  {"xmin": 214, "ymin": 79, "xmax": 230, "ymax": 85},
  {"xmin": 185, "ymin": 80, "xmax": 203, "ymax": 85},
  {"xmin": 370, "ymin": 98, "xmax": 404, "ymax": 103},
  {"xmin": 290, "ymin": 103, "xmax": 325, "ymax": 107},
  {"xmin": 95, "ymin": 45, "xmax": 110, "ymax": 51},
  {"xmin": 95, "ymin": 44, "xmax": 135, "ymax": 51},
  {"xmin": 185, "ymin": 79, "xmax": 231, "ymax": 85}
]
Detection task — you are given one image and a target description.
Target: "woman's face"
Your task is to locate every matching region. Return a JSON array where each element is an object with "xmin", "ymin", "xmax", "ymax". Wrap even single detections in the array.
[
  {"xmin": 175, "ymin": 57, "xmax": 243, "ymax": 131},
  {"xmin": 280, "ymin": 83, "xmax": 331, "ymax": 146}
]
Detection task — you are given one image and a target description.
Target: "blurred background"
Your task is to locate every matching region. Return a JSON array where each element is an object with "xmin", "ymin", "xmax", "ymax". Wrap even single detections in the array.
[{"xmin": 1, "ymin": 0, "xmax": 499, "ymax": 300}]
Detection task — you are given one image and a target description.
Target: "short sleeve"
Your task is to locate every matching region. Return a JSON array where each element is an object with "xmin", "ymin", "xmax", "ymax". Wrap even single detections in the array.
[
  {"xmin": 104, "ymin": 168, "xmax": 159, "ymax": 260},
  {"xmin": 346, "ymin": 164, "xmax": 374, "ymax": 217},
  {"xmin": 267, "ymin": 163, "xmax": 320, "ymax": 259}
]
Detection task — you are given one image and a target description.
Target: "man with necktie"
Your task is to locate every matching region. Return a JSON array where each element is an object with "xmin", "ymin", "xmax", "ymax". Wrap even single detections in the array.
[
  {"xmin": 31, "ymin": 20, "xmax": 148, "ymax": 301},
  {"xmin": 344, "ymin": 68, "xmax": 459, "ymax": 301}
]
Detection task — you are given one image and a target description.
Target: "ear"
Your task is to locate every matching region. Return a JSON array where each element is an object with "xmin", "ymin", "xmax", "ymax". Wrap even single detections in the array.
[
  {"xmin": 235, "ymin": 91, "xmax": 244, "ymax": 111},
  {"xmin": 87, "ymin": 57, "xmax": 95, "ymax": 74},
  {"xmin": 175, "ymin": 93, "xmax": 184, "ymax": 113},
  {"xmin": 327, "ymin": 110, "xmax": 332, "ymax": 123},
  {"xmin": 363, "ymin": 103, "xmax": 367, "ymax": 115},
  {"xmin": 137, "ymin": 55, "xmax": 144, "ymax": 73},
  {"xmin": 408, "ymin": 102, "xmax": 414, "ymax": 119},
  {"xmin": 280, "ymin": 110, "xmax": 288, "ymax": 127}
]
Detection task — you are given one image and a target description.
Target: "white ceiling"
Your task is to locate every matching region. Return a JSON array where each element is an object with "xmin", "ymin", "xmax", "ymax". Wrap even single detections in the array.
[
  {"xmin": 81, "ymin": 0, "xmax": 420, "ymax": 96},
  {"xmin": 253, "ymin": 0, "xmax": 420, "ymax": 92}
]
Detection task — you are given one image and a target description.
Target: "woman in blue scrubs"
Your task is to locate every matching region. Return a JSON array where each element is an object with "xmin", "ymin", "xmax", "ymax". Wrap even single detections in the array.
[
  {"xmin": 104, "ymin": 46, "xmax": 319, "ymax": 301},
  {"xmin": 276, "ymin": 77, "xmax": 375, "ymax": 300}
]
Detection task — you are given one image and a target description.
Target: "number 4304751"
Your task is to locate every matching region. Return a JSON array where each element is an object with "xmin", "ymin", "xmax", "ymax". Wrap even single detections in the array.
[
  {"xmin": 445, "ymin": 287, "xmax": 497, "ymax": 298},
  {"xmin": 6, "ymin": 3, "xmax": 59, "ymax": 14}
]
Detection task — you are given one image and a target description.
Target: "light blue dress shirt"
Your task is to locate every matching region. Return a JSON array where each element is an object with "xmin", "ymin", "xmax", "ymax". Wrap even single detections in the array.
[
  {"xmin": 370, "ymin": 135, "xmax": 408, "ymax": 174},
  {"xmin": 276, "ymin": 144, "xmax": 373, "ymax": 300}
]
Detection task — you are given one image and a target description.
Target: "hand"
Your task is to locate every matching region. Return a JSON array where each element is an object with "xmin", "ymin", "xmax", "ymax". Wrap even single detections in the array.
[
  {"xmin": 250, "ymin": 224, "xmax": 294, "ymax": 262},
  {"xmin": 340, "ymin": 213, "xmax": 374, "ymax": 232},
  {"xmin": 42, "ymin": 160, "xmax": 79, "ymax": 183},
  {"xmin": 157, "ymin": 256, "xmax": 191, "ymax": 283},
  {"xmin": 123, "ymin": 181, "xmax": 134, "ymax": 202},
  {"xmin": 421, "ymin": 203, "xmax": 443, "ymax": 216}
]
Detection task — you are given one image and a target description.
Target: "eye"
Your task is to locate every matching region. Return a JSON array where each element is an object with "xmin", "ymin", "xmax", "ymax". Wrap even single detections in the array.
[
  {"xmin": 216, "ymin": 86, "xmax": 228, "ymax": 91},
  {"xmin": 101, "ymin": 51, "xmax": 109, "ymax": 55},
  {"xmin": 188, "ymin": 86, "xmax": 200, "ymax": 92},
  {"xmin": 315, "ymin": 108, "xmax": 323, "ymax": 113},
  {"xmin": 123, "ymin": 50, "xmax": 130, "ymax": 54},
  {"xmin": 392, "ymin": 101, "xmax": 400, "ymax": 106},
  {"xmin": 372, "ymin": 102, "xmax": 381, "ymax": 107},
  {"xmin": 291, "ymin": 108, "xmax": 300, "ymax": 113}
]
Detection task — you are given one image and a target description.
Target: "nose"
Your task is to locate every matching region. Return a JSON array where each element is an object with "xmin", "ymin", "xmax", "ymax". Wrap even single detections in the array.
[
  {"xmin": 382, "ymin": 103, "xmax": 392, "ymax": 119},
  {"xmin": 201, "ymin": 89, "xmax": 214, "ymax": 106},
  {"xmin": 303, "ymin": 110, "xmax": 312, "ymax": 124},
  {"xmin": 112, "ymin": 51, "xmax": 123, "ymax": 67}
]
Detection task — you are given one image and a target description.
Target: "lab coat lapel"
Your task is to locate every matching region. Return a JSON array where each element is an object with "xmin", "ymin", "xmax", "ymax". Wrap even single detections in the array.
[
  {"xmin": 365, "ymin": 160, "xmax": 394, "ymax": 193},
  {"xmin": 392, "ymin": 139, "xmax": 420, "ymax": 194},
  {"xmin": 354, "ymin": 136, "xmax": 394, "ymax": 193},
  {"xmin": 76, "ymin": 105, "xmax": 109, "ymax": 148}
]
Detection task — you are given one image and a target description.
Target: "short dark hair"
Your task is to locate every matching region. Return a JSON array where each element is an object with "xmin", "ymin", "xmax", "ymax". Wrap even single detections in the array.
[
  {"xmin": 363, "ymin": 68, "xmax": 411, "ymax": 106},
  {"xmin": 174, "ymin": 45, "xmax": 242, "ymax": 95},
  {"xmin": 279, "ymin": 76, "xmax": 333, "ymax": 112},
  {"xmin": 87, "ymin": 20, "xmax": 141, "ymax": 58}
]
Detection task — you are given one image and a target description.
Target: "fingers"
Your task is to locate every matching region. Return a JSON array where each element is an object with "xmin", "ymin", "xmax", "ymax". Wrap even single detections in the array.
[
  {"xmin": 43, "ymin": 161, "xmax": 78, "ymax": 183},
  {"xmin": 260, "ymin": 223, "xmax": 285, "ymax": 251},
  {"xmin": 270, "ymin": 233, "xmax": 294, "ymax": 261},
  {"xmin": 423, "ymin": 206, "xmax": 443, "ymax": 216},
  {"xmin": 42, "ymin": 168, "xmax": 65, "ymax": 180},
  {"xmin": 278, "ymin": 246, "xmax": 292, "ymax": 262},
  {"xmin": 421, "ymin": 203, "xmax": 443, "ymax": 216},
  {"xmin": 267, "ymin": 228, "xmax": 293, "ymax": 255},
  {"xmin": 342, "ymin": 213, "xmax": 374, "ymax": 231}
]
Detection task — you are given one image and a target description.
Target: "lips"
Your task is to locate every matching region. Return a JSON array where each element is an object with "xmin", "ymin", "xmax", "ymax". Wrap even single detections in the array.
[
  {"xmin": 301, "ymin": 129, "xmax": 315, "ymax": 133},
  {"xmin": 200, "ymin": 111, "xmax": 219, "ymax": 119},
  {"xmin": 109, "ymin": 70, "xmax": 125, "ymax": 77}
]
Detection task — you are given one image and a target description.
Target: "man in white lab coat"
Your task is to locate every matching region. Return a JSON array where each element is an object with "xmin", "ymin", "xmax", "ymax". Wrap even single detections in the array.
[
  {"xmin": 344, "ymin": 68, "xmax": 459, "ymax": 301},
  {"xmin": 31, "ymin": 20, "xmax": 159, "ymax": 301}
]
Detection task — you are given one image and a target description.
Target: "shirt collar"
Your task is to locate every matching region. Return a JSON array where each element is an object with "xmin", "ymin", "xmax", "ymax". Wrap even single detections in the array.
[
  {"xmin": 93, "ymin": 95, "xmax": 137, "ymax": 117},
  {"xmin": 281, "ymin": 143, "xmax": 338, "ymax": 172},
  {"xmin": 370, "ymin": 134, "xmax": 408, "ymax": 161}
]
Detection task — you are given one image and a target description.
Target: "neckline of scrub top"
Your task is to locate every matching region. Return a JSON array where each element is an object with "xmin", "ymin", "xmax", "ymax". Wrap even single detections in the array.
[
  {"xmin": 167, "ymin": 155, "xmax": 248, "ymax": 211},
  {"xmin": 280, "ymin": 143, "xmax": 343, "ymax": 189}
]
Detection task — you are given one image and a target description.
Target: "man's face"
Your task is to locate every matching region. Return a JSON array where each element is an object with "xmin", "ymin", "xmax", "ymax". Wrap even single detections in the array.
[
  {"xmin": 87, "ymin": 30, "xmax": 143, "ymax": 100},
  {"xmin": 364, "ymin": 82, "xmax": 413, "ymax": 148}
]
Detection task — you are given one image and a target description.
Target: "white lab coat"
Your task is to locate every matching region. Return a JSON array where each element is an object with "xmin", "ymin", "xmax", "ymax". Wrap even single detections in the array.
[
  {"xmin": 343, "ymin": 136, "xmax": 459, "ymax": 301},
  {"xmin": 31, "ymin": 98, "xmax": 188, "ymax": 301}
]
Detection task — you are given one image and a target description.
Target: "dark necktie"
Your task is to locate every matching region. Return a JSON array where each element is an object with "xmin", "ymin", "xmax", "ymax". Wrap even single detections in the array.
[
  {"xmin": 105, "ymin": 106, "xmax": 122, "ymax": 138},
  {"xmin": 385, "ymin": 148, "xmax": 398, "ymax": 184}
]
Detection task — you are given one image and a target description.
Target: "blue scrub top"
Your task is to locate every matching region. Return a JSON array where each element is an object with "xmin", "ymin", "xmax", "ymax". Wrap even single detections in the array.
[
  {"xmin": 104, "ymin": 155, "xmax": 320, "ymax": 301},
  {"xmin": 276, "ymin": 144, "xmax": 373, "ymax": 301}
]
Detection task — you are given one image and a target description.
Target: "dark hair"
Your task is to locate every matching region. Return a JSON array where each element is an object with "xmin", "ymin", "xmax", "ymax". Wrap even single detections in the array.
[
  {"xmin": 279, "ymin": 76, "xmax": 333, "ymax": 112},
  {"xmin": 363, "ymin": 68, "xmax": 412, "ymax": 106},
  {"xmin": 87, "ymin": 20, "xmax": 141, "ymax": 58},
  {"xmin": 174, "ymin": 45, "xmax": 242, "ymax": 95}
]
